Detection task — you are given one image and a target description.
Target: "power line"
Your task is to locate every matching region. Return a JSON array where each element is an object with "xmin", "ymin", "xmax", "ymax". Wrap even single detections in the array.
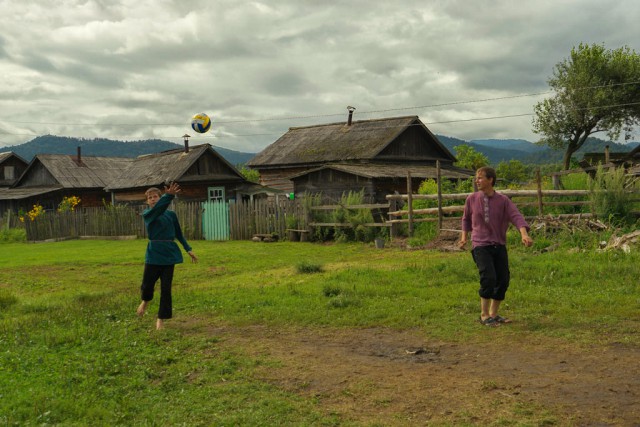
[
  {"xmin": 3, "ymin": 80, "xmax": 639, "ymax": 129},
  {"xmin": 2, "ymin": 101, "xmax": 639, "ymax": 141},
  {"xmin": 1, "ymin": 85, "xmax": 639, "ymax": 142}
]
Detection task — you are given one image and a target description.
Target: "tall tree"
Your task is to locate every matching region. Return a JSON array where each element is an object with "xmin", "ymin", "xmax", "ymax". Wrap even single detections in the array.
[
  {"xmin": 454, "ymin": 144, "xmax": 489, "ymax": 170},
  {"xmin": 532, "ymin": 43, "xmax": 640, "ymax": 170}
]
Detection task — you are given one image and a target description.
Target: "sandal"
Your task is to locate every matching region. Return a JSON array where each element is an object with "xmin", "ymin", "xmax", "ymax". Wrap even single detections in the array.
[
  {"xmin": 479, "ymin": 317, "xmax": 500, "ymax": 327},
  {"xmin": 493, "ymin": 315, "xmax": 512, "ymax": 324}
]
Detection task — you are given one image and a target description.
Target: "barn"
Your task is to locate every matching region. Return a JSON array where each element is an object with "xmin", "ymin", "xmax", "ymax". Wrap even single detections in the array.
[
  {"xmin": 247, "ymin": 114, "xmax": 473, "ymax": 202},
  {"xmin": 105, "ymin": 143, "xmax": 249, "ymax": 206},
  {"xmin": 0, "ymin": 149, "xmax": 130, "ymax": 213},
  {"xmin": 0, "ymin": 143, "xmax": 273, "ymax": 213}
]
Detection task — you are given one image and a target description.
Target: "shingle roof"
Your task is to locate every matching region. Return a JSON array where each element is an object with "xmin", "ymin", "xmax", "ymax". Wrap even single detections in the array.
[
  {"xmin": 106, "ymin": 144, "xmax": 243, "ymax": 190},
  {"xmin": 26, "ymin": 155, "xmax": 132, "ymax": 188},
  {"xmin": 247, "ymin": 115, "xmax": 454, "ymax": 167},
  {"xmin": 0, "ymin": 186, "xmax": 63, "ymax": 200},
  {"xmin": 0, "ymin": 151, "xmax": 28, "ymax": 164}
]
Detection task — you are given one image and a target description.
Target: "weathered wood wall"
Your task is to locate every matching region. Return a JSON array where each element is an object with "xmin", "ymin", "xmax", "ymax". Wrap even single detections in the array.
[
  {"xmin": 257, "ymin": 167, "xmax": 309, "ymax": 193},
  {"xmin": 293, "ymin": 169, "xmax": 377, "ymax": 203}
]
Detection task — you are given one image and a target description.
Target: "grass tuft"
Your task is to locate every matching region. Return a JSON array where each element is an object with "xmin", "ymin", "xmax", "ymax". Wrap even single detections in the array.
[{"xmin": 296, "ymin": 260, "xmax": 324, "ymax": 274}]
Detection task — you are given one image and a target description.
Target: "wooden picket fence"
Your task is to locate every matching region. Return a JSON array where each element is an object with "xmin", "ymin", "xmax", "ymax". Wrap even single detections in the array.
[
  {"xmin": 229, "ymin": 199, "xmax": 306, "ymax": 240},
  {"xmin": 19, "ymin": 199, "xmax": 308, "ymax": 242}
]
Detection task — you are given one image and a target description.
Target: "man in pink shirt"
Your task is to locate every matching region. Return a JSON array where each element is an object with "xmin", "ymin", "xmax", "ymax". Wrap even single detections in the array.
[{"xmin": 459, "ymin": 167, "xmax": 533, "ymax": 326}]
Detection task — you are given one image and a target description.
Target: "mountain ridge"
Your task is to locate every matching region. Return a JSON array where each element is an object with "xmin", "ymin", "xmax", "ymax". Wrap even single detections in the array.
[
  {"xmin": 2, "ymin": 134, "xmax": 638, "ymax": 166},
  {"xmin": 2, "ymin": 135, "xmax": 255, "ymax": 166}
]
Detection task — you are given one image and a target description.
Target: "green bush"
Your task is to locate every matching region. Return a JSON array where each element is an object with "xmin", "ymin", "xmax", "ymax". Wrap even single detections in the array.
[
  {"xmin": 0, "ymin": 228, "xmax": 26, "ymax": 243},
  {"xmin": 305, "ymin": 191, "xmax": 381, "ymax": 243},
  {"xmin": 589, "ymin": 165, "xmax": 638, "ymax": 224}
]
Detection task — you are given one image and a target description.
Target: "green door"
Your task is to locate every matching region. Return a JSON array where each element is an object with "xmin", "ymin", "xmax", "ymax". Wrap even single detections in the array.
[
  {"xmin": 203, "ymin": 187, "xmax": 229, "ymax": 241},
  {"xmin": 202, "ymin": 200, "xmax": 230, "ymax": 240}
]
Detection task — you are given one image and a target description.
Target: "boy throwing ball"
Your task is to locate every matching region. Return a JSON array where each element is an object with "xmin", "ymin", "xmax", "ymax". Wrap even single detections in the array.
[{"xmin": 136, "ymin": 182, "xmax": 198, "ymax": 329}]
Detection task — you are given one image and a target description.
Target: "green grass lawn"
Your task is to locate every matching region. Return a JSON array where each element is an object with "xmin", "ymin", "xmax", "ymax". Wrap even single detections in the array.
[{"xmin": 1, "ymin": 237, "xmax": 639, "ymax": 425}]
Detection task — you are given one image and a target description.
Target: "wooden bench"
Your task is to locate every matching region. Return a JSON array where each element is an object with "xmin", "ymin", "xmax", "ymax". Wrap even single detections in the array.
[{"xmin": 286, "ymin": 229, "xmax": 310, "ymax": 242}]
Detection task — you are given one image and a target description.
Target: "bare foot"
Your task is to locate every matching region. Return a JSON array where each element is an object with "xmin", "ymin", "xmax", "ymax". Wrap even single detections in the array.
[
  {"xmin": 156, "ymin": 319, "xmax": 164, "ymax": 330},
  {"xmin": 137, "ymin": 301, "xmax": 148, "ymax": 317}
]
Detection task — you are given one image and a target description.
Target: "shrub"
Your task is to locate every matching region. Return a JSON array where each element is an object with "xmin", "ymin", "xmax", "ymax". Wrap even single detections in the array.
[
  {"xmin": 589, "ymin": 165, "xmax": 637, "ymax": 224},
  {"xmin": 0, "ymin": 228, "xmax": 26, "ymax": 243},
  {"xmin": 312, "ymin": 190, "xmax": 376, "ymax": 243}
]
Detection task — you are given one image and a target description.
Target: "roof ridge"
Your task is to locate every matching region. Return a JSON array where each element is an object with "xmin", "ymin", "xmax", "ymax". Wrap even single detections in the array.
[
  {"xmin": 136, "ymin": 143, "xmax": 210, "ymax": 159},
  {"xmin": 288, "ymin": 115, "xmax": 418, "ymax": 131}
]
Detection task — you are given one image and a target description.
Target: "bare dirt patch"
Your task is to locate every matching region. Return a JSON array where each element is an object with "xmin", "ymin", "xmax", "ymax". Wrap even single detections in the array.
[{"xmin": 181, "ymin": 321, "xmax": 640, "ymax": 426}]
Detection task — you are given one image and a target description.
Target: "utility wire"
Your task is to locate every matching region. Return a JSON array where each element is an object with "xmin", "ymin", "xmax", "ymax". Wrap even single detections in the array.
[
  {"xmin": 2, "ymin": 80, "xmax": 639, "ymax": 129},
  {"xmin": 1, "ymin": 83, "xmax": 639, "ymax": 142}
]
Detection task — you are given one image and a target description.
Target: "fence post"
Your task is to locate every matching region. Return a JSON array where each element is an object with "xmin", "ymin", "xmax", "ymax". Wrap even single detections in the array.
[
  {"xmin": 536, "ymin": 168, "xmax": 543, "ymax": 216},
  {"xmin": 407, "ymin": 171, "xmax": 413, "ymax": 237},
  {"xmin": 436, "ymin": 160, "xmax": 443, "ymax": 235},
  {"xmin": 388, "ymin": 198, "xmax": 398, "ymax": 239}
]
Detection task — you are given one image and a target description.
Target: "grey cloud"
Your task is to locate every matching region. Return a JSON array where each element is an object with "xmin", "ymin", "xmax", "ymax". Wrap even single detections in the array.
[{"xmin": 1, "ymin": 0, "xmax": 640, "ymax": 150}]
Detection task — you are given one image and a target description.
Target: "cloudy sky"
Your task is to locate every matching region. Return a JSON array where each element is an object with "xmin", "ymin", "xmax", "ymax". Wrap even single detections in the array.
[{"xmin": 1, "ymin": 0, "xmax": 638, "ymax": 153}]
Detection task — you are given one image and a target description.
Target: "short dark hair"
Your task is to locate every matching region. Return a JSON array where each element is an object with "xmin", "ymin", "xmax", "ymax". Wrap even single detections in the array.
[{"xmin": 477, "ymin": 167, "xmax": 497, "ymax": 186}]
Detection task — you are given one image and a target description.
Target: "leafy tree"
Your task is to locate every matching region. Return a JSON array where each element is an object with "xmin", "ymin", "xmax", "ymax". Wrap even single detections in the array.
[
  {"xmin": 453, "ymin": 144, "xmax": 489, "ymax": 170},
  {"xmin": 238, "ymin": 165, "xmax": 260, "ymax": 183},
  {"xmin": 533, "ymin": 43, "xmax": 640, "ymax": 170},
  {"xmin": 496, "ymin": 160, "xmax": 529, "ymax": 185}
]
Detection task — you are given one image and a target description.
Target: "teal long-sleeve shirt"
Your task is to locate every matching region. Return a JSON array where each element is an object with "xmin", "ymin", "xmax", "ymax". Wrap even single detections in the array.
[{"xmin": 142, "ymin": 193, "xmax": 192, "ymax": 265}]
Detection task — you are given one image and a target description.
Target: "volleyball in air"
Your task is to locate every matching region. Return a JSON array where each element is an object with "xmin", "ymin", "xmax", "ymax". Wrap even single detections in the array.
[{"xmin": 190, "ymin": 113, "xmax": 212, "ymax": 133}]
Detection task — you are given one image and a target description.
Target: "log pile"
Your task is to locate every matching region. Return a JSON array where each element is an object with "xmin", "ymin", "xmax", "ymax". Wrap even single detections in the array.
[{"xmin": 601, "ymin": 230, "xmax": 640, "ymax": 253}]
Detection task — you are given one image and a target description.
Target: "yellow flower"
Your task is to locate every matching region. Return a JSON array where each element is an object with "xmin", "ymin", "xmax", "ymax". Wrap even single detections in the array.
[{"xmin": 26, "ymin": 204, "xmax": 44, "ymax": 221}]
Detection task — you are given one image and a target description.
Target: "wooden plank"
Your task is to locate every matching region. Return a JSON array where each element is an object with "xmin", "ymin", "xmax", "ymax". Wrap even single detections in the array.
[
  {"xmin": 309, "ymin": 222, "xmax": 389, "ymax": 227},
  {"xmin": 310, "ymin": 203, "xmax": 390, "ymax": 210},
  {"xmin": 388, "ymin": 205, "xmax": 464, "ymax": 216},
  {"xmin": 386, "ymin": 189, "xmax": 591, "ymax": 201}
]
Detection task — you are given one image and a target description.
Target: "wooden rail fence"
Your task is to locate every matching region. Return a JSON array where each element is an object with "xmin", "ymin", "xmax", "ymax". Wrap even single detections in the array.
[{"xmin": 10, "ymin": 176, "xmax": 640, "ymax": 242}]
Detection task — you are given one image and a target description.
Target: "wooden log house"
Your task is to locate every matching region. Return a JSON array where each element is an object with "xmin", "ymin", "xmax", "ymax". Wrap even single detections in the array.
[{"xmin": 247, "ymin": 113, "xmax": 474, "ymax": 203}]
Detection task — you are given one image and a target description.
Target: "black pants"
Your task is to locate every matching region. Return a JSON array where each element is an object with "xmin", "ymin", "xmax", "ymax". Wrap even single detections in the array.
[
  {"xmin": 141, "ymin": 264, "xmax": 175, "ymax": 319},
  {"xmin": 471, "ymin": 245, "xmax": 510, "ymax": 301}
]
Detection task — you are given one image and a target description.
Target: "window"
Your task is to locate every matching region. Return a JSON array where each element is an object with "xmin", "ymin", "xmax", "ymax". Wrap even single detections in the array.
[
  {"xmin": 4, "ymin": 166, "xmax": 15, "ymax": 180},
  {"xmin": 208, "ymin": 187, "xmax": 225, "ymax": 202}
]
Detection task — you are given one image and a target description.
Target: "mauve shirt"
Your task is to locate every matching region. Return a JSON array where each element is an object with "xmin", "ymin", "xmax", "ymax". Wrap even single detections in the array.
[{"xmin": 461, "ymin": 191, "xmax": 530, "ymax": 248}]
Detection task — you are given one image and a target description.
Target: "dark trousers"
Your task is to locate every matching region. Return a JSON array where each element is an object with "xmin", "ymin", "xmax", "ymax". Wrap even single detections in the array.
[
  {"xmin": 471, "ymin": 245, "xmax": 510, "ymax": 301},
  {"xmin": 141, "ymin": 264, "xmax": 175, "ymax": 319}
]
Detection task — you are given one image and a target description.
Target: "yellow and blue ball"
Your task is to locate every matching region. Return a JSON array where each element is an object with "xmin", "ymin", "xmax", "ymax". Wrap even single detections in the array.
[{"xmin": 190, "ymin": 113, "xmax": 211, "ymax": 133}]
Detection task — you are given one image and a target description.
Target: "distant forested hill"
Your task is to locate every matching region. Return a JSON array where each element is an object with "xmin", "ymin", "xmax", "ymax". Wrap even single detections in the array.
[
  {"xmin": 437, "ymin": 135, "xmax": 638, "ymax": 165},
  {"xmin": 3, "ymin": 134, "xmax": 637, "ymax": 167},
  {"xmin": 2, "ymin": 135, "xmax": 256, "ymax": 165}
]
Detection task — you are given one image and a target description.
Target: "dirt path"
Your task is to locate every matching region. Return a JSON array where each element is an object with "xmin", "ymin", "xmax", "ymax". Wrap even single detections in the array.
[{"xmin": 181, "ymin": 322, "xmax": 639, "ymax": 426}]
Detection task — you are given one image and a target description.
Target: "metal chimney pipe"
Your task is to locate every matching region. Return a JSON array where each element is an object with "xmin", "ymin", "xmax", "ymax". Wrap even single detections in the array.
[
  {"xmin": 77, "ymin": 146, "xmax": 81, "ymax": 164},
  {"xmin": 347, "ymin": 106, "xmax": 356, "ymax": 126},
  {"xmin": 183, "ymin": 134, "xmax": 191, "ymax": 153}
]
